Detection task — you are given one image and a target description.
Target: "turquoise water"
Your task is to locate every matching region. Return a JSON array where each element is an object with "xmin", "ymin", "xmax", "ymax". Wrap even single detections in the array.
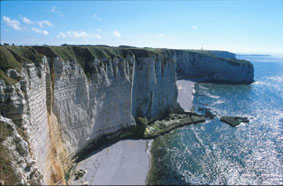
[{"xmin": 148, "ymin": 55, "xmax": 283, "ymax": 185}]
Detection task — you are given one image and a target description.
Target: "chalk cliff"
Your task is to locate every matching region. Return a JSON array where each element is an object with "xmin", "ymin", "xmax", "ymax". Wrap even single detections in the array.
[
  {"xmin": 0, "ymin": 46, "xmax": 254, "ymax": 185},
  {"xmin": 175, "ymin": 50, "xmax": 254, "ymax": 84}
]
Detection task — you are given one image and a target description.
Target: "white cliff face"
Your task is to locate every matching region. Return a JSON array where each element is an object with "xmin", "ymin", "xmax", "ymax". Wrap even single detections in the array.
[
  {"xmin": 132, "ymin": 55, "xmax": 178, "ymax": 120},
  {"xmin": 0, "ymin": 57, "xmax": 67, "ymax": 184},
  {"xmin": 52, "ymin": 55, "xmax": 136, "ymax": 155},
  {"xmin": 51, "ymin": 53, "xmax": 179, "ymax": 155},
  {"xmin": 0, "ymin": 51, "xmax": 180, "ymax": 184},
  {"xmin": 176, "ymin": 52, "xmax": 254, "ymax": 83},
  {"xmin": 20, "ymin": 59, "xmax": 51, "ymax": 183},
  {"xmin": 0, "ymin": 59, "xmax": 49, "ymax": 184}
]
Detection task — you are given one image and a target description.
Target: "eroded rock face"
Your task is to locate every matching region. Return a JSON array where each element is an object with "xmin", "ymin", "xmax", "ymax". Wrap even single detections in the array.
[
  {"xmin": 0, "ymin": 60, "xmax": 49, "ymax": 184},
  {"xmin": 0, "ymin": 58, "xmax": 68, "ymax": 184},
  {"xmin": 176, "ymin": 52, "xmax": 254, "ymax": 84},
  {"xmin": 0, "ymin": 116, "xmax": 43, "ymax": 185},
  {"xmin": 51, "ymin": 56, "xmax": 136, "ymax": 155},
  {"xmin": 51, "ymin": 54, "xmax": 179, "ymax": 156},
  {"xmin": 132, "ymin": 55, "xmax": 179, "ymax": 120}
]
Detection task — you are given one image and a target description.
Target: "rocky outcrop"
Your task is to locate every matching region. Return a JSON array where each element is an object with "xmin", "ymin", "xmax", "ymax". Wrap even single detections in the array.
[
  {"xmin": 220, "ymin": 116, "xmax": 249, "ymax": 126},
  {"xmin": 0, "ymin": 116, "xmax": 43, "ymax": 185},
  {"xmin": 141, "ymin": 112, "xmax": 206, "ymax": 139},
  {"xmin": 0, "ymin": 45, "xmax": 254, "ymax": 184},
  {"xmin": 198, "ymin": 107, "xmax": 216, "ymax": 119}
]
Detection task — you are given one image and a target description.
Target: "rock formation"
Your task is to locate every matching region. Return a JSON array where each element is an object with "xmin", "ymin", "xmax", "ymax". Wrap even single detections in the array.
[
  {"xmin": 220, "ymin": 116, "xmax": 249, "ymax": 126},
  {"xmin": 0, "ymin": 45, "xmax": 254, "ymax": 184}
]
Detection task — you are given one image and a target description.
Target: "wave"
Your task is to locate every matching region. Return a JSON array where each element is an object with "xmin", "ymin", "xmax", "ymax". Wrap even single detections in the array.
[
  {"xmin": 252, "ymin": 81, "xmax": 266, "ymax": 85},
  {"xmin": 267, "ymin": 76, "xmax": 283, "ymax": 83}
]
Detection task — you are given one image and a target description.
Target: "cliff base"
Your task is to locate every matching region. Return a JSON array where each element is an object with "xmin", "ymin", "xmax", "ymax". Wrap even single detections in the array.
[{"xmin": 74, "ymin": 111, "xmax": 205, "ymax": 164}]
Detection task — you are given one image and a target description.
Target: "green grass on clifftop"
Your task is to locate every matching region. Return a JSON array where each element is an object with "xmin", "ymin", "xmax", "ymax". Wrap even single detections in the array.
[
  {"xmin": 0, "ymin": 46, "xmax": 44, "ymax": 85},
  {"xmin": 0, "ymin": 45, "xmax": 252, "ymax": 84}
]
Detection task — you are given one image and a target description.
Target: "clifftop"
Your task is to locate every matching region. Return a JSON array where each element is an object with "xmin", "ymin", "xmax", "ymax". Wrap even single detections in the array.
[{"xmin": 0, "ymin": 45, "xmax": 251, "ymax": 85}]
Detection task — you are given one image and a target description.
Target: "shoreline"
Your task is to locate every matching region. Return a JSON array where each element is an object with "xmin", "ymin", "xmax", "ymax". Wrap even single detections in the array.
[
  {"xmin": 146, "ymin": 80, "xmax": 195, "ymax": 184},
  {"xmin": 69, "ymin": 80, "xmax": 195, "ymax": 185}
]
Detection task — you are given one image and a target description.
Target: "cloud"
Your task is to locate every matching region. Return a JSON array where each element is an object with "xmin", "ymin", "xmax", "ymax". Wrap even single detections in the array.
[
  {"xmin": 95, "ymin": 34, "xmax": 101, "ymax": 39},
  {"xmin": 113, "ymin": 30, "xmax": 121, "ymax": 38},
  {"xmin": 32, "ymin": 27, "xmax": 49, "ymax": 35},
  {"xmin": 92, "ymin": 14, "xmax": 101, "ymax": 21},
  {"xmin": 56, "ymin": 30, "xmax": 89, "ymax": 39},
  {"xmin": 56, "ymin": 32, "xmax": 66, "ymax": 38},
  {"xmin": 49, "ymin": 6, "xmax": 64, "ymax": 17},
  {"xmin": 158, "ymin": 33, "xmax": 165, "ymax": 38},
  {"xmin": 192, "ymin": 25, "xmax": 198, "ymax": 29},
  {"xmin": 3, "ymin": 16, "xmax": 22, "ymax": 30},
  {"xmin": 51, "ymin": 6, "xmax": 56, "ymax": 12},
  {"xmin": 67, "ymin": 30, "xmax": 88, "ymax": 38},
  {"xmin": 37, "ymin": 20, "xmax": 52, "ymax": 28},
  {"xmin": 22, "ymin": 17, "xmax": 52, "ymax": 28},
  {"xmin": 23, "ymin": 17, "xmax": 32, "ymax": 24}
]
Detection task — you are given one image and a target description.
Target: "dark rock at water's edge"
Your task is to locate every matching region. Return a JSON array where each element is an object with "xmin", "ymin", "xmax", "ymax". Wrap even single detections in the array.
[
  {"xmin": 119, "ymin": 111, "xmax": 206, "ymax": 140},
  {"xmin": 142, "ymin": 112, "xmax": 206, "ymax": 139},
  {"xmin": 198, "ymin": 107, "xmax": 216, "ymax": 119},
  {"xmin": 220, "ymin": 116, "xmax": 249, "ymax": 126},
  {"xmin": 74, "ymin": 169, "xmax": 86, "ymax": 181}
]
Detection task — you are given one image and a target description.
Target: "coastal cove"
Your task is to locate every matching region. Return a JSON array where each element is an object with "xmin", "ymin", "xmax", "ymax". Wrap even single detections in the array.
[
  {"xmin": 0, "ymin": 46, "xmax": 254, "ymax": 185},
  {"xmin": 1, "ymin": 1, "xmax": 282, "ymax": 185}
]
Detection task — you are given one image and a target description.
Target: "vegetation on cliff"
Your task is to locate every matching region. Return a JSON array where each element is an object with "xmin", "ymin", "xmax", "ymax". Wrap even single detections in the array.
[
  {"xmin": 0, "ymin": 46, "xmax": 43, "ymax": 85},
  {"xmin": 0, "ymin": 121, "xmax": 20, "ymax": 185},
  {"xmin": 0, "ymin": 45, "xmax": 252, "ymax": 85}
]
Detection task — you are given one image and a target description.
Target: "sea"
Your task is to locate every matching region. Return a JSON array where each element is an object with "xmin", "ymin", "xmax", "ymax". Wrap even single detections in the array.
[{"xmin": 148, "ymin": 55, "xmax": 283, "ymax": 185}]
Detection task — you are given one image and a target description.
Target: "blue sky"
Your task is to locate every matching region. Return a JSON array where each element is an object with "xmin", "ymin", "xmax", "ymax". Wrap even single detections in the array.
[{"xmin": 1, "ymin": 0, "xmax": 282, "ymax": 54}]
